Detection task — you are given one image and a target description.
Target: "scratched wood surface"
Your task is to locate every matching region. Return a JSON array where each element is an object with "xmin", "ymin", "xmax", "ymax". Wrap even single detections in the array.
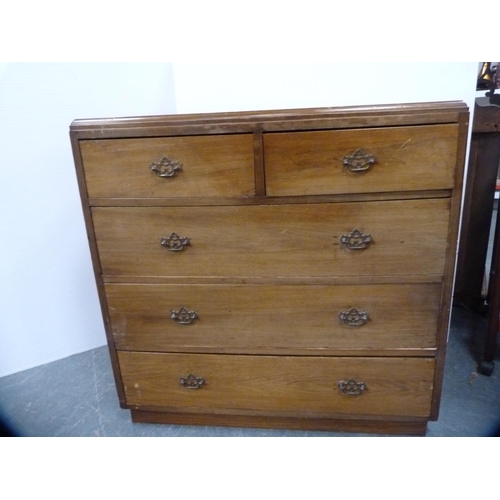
[
  {"xmin": 265, "ymin": 124, "xmax": 459, "ymax": 196},
  {"xmin": 107, "ymin": 283, "xmax": 442, "ymax": 352},
  {"xmin": 119, "ymin": 352, "xmax": 435, "ymax": 417},
  {"xmin": 92, "ymin": 198, "xmax": 450, "ymax": 279},
  {"xmin": 80, "ymin": 134, "xmax": 255, "ymax": 198}
]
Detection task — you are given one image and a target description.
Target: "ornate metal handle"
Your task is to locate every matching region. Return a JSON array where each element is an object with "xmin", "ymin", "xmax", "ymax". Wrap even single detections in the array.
[
  {"xmin": 339, "ymin": 307, "xmax": 369, "ymax": 326},
  {"xmin": 338, "ymin": 379, "xmax": 366, "ymax": 395},
  {"xmin": 171, "ymin": 307, "xmax": 198, "ymax": 325},
  {"xmin": 343, "ymin": 149, "xmax": 376, "ymax": 172},
  {"xmin": 340, "ymin": 229, "xmax": 372, "ymax": 250},
  {"xmin": 179, "ymin": 374, "xmax": 205, "ymax": 389},
  {"xmin": 161, "ymin": 232, "xmax": 190, "ymax": 252},
  {"xmin": 151, "ymin": 156, "xmax": 182, "ymax": 178}
]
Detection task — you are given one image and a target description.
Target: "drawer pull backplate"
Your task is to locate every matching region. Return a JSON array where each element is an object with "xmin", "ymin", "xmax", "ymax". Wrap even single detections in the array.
[
  {"xmin": 340, "ymin": 229, "xmax": 372, "ymax": 250},
  {"xmin": 150, "ymin": 156, "xmax": 182, "ymax": 177},
  {"xmin": 339, "ymin": 307, "xmax": 369, "ymax": 326},
  {"xmin": 343, "ymin": 149, "xmax": 376, "ymax": 172},
  {"xmin": 338, "ymin": 379, "xmax": 366, "ymax": 395},
  {"xmin": 179, "ymin": 374, "xmax": 205, "ymax": 389},
  {"xmin": 171, "ymin": 307, "xmax": 198, "ymax": 325},
  {"xmin": 161, "ymin": 232, "xmax": 190, "ymax": 252}
]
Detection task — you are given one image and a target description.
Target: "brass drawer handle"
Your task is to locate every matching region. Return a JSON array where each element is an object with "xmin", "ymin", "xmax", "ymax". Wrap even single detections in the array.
[
  {"xmin": 343, "ymin": 149, "xmax": 376, "ymax": 172},
  {"xmin": 338, "ymin": 379, "xmax": 366, "ymax": 395},
  {"xmin": 151, "ymin": 156, "xmax": 182, "ymax": 177},
  {"xmin": 171, "ymin": 306, "xmax": 198, "ymax": 325},
  {"xmin": 161, "ymin": 232, "xmax": 190, "ymax": 252},
  {"xmin": 179, "ymin": 374, "xmax": 205, "ymax": 389},
  {"xmin": 340, "ymin": 229, "xmax": 372, "ymax": 250},
  {"xmin": 339, "ymin": 307, "xmax": 368, "ymax": 326}
]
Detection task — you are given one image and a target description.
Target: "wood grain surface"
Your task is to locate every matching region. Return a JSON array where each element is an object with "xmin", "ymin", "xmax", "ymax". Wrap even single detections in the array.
[
  {"xmin": 80, "ymin": 134, "xmax": 255, "ymax": 198},
  {"xmin": 265, "ymin": 124, "xmax": 459, "ymax": 196},
  {"xmin": 92, "ymin": 198, "xmax": 450, "ymax": 279},
  {"xmin": 119, "ymin": 352, "xmax": 435, "ymax": 417},
  {"xmin": 107, "ymin": 283, "xmax": 442, "ymax": 352}
]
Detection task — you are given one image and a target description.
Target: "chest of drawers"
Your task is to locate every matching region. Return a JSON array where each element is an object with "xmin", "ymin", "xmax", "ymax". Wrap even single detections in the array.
[{"xmin": 70, "ymin": 102, "xmax": 469, "ymax": 435}]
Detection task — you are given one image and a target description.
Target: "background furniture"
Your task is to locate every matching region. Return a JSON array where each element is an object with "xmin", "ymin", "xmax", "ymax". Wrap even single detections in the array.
[
  {"xmin": 481, "ymin": 213, "xmax": 500, "ymax": 375},
  {"xmin": 455, "ymin": 98, "xmax": 500, "ymax": 313},
  {"xmin": 454, "ymin": 98, "xmax": 500, "ymax": 374}
]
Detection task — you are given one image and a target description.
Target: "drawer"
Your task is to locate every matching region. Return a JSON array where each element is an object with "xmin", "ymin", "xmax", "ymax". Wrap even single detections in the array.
[
  {"xmin": 79, "ymin": 134, "xmax": 255, "ymax": 198},
  {"xmin": 118, "ymin": 352, "xmax": 435, "ymax": 417},
  {"xmin": 107, "ymin": 283, "xmax": 442, "ymax": 352},
  {"xmin": 264, "ymin": 124, "xmax": 459, "ymax": 196},
  {"xmin": 93, "ymin": 198, "xmax": 450, "ymax": 279}
]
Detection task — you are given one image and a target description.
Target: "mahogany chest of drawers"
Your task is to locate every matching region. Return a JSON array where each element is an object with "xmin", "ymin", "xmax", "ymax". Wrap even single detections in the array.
[{"xmin": 70, "ymin": 102, "xmax": 469, "ymax": 435}]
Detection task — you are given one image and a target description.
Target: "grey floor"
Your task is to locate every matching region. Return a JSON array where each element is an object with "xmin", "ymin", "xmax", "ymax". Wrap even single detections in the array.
[{"xmin": 0, "ymin": 305, "xmax": 499, "ymax": 437}]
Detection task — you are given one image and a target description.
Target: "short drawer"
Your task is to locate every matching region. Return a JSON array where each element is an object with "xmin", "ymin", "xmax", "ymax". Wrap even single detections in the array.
[
  {"xmin": 264, "ymin": 124, "xmax": 459, "ymax": 196},
  {"xmin": 79, "ymin": 134, "xmax": 255, "ymax": 198},
  {"xmin": 92, "ymin": 198, "xmax": 450, "ymax": 279},
  {"xmin": 107, "ymin": 283, "xmax": 442, "ymax": 352},
  {"xmin": 118, "ymin": 352, "xmax": 435, "ymax": 417}
]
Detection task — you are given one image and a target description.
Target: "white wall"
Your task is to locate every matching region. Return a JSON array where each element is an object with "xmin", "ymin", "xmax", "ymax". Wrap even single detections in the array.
[
  {"xmin": 172, "ymin": 63, "xmax": 478, "ymax": 114},
  {"xmin": 0, "ymin": 63, "xmax": 176, "ymax": 377},
  {"xmin": 0, "ymin": 62, "xmax": 478, "ymax": 377}
]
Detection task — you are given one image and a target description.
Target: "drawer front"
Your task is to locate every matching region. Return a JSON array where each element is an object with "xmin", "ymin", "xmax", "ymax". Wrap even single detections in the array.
[
  {"xmin": 80, "ymin": 135, "xmax": 255, "ymax": 198},
  {"xmin": 119, "ymin": 352, "xmax": 435, "ymax": 417},
  {"xmin": 107, "ymin": 283, "xmax": 441, "ymax": 352},
  {"xmin": 93, "ymin": 198, "xmax": 450, "ymax": 278},
  {"xmin": 265, "ymin": 124, "xmax": 459, "ymax": 196}
]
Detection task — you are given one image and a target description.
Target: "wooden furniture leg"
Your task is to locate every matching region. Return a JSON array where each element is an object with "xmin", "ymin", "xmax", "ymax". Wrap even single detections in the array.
[{"xmin": 479, "ymin": 204, "xmax": 500, "ymax": 375}]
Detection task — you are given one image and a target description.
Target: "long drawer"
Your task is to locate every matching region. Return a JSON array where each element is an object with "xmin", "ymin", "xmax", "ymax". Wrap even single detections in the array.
[
  {"xmin": 93, "ymin": 198, "xmax": 450, "ymax": 279},
  {"xmin": 107, "ymin": 283, "xmax": 442, "ymax": 352},
  {"xmin": 264, "ymin": 124, "xmax": 459, "ymax": 196},
  {"xmin": 118, "ymin": 352, "xmax": 435, "ymax": 417},
  {"xmin": 80, "ymin": 134, "xmax": 255, "ymax": 198}
]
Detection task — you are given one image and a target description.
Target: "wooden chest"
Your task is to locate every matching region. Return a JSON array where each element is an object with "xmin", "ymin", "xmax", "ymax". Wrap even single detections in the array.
[{"xmin": 70, "ymin": 102, "xmax": 469, "ymax": 435}]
